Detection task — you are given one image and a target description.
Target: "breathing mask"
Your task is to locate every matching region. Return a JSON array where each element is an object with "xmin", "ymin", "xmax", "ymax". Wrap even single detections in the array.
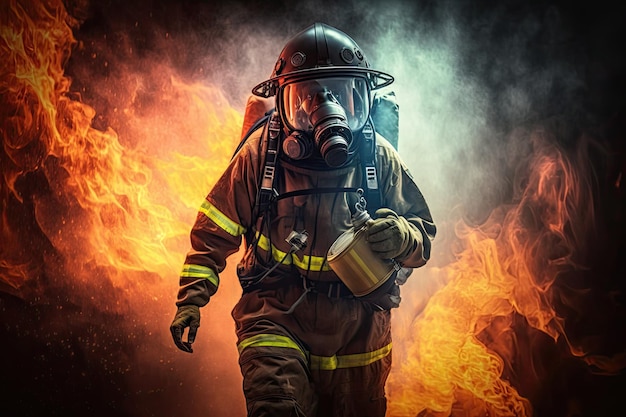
[{"xmin": 279, "ymin": 76, "xmax": 369, "ymax": 167}]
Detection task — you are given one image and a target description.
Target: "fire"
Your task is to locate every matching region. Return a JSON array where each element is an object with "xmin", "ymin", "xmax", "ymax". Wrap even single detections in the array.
[
  {"xmin": 386, "ymin": 130, "xmax": 620, "ymax": 416},
  {"xmin": 1, "ymin": 0, "xmax": 242, "ymax": 296},
  {"xmin": 2, "ymin": 1, "xmax": 246, "ymax": 414}
]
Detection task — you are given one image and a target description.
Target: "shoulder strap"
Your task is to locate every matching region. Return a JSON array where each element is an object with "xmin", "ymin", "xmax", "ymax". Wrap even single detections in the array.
[
  {"xmin": 363, "ymin": 90, "xmax": 400, "ymax": 212},
  {"xmin": 256, "ymin": 111, "xmax": 281, "ymax": 213},
  {"xmin": 360, "ymin": 119, "xmax": 382, "ymax": 213}
]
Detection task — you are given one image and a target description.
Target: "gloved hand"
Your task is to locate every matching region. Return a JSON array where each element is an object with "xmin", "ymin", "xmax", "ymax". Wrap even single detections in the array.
[
  {"xmin": 170, "ymin": 305, "xmax": 200, "ymax": 353},
  {"xmin": 367, "ymin": 208, "xmax": 416, "ymax": 260},
  {"xmin": 360, "ymin": 275, "xmax": 401, "ymax": 310}
]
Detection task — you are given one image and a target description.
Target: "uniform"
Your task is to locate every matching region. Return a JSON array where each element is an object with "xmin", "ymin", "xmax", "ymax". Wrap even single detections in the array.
[{"xmin": 171, "ymin": 22, "xmax": 436, "ymax": 417}]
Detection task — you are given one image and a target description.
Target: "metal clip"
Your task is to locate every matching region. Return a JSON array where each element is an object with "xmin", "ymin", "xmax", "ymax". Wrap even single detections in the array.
[{"xmin": 286, "ymin": 230, "xmax": 308, "ymax": 252}]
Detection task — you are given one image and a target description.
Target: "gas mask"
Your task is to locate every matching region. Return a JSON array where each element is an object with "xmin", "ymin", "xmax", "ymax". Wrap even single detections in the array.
[{"xmin": 279, "ymin": 76, "xmax": 369, "ymax": 168}]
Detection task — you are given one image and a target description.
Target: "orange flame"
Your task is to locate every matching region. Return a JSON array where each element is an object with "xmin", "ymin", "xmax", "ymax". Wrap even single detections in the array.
[
  {"xmin": 1, "ymin": 0, "xmax": 242, "ymax": 298},
  {"xmin": 386, "ymin": 130, "xmax": 623, "ymax": 415},
  {"xmin": 1, "ymin": 2, "xmax": 246, "ymax": 413}
]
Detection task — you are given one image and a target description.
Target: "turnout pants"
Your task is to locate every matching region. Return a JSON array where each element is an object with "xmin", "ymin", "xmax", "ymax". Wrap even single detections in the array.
[{"xmin": 232, "ymin": 283, "xmax": 392, "ymax": 417}]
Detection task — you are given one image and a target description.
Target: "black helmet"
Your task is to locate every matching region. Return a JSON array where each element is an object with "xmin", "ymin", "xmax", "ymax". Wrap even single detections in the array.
[
  {"xmin": 252, "ymin": 23, "xmax": 393, "ymax": 98},
  {"xmin": 253, "ymin": 23, "xmax": 393, "ymax": 168}
]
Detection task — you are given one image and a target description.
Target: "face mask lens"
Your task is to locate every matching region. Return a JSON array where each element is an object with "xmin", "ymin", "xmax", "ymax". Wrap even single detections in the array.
[
  {"xmin": 283, "ymin": 82, "xmax": 315, "ymax": 131},
  {"xmin": 281, "ymin": 77, "xmax": 370, "ymax": 132}
]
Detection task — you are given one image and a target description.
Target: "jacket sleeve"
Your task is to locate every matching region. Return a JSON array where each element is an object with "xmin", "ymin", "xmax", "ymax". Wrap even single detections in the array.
[
  {"xmin": 376, "ymin": 136, "xmax": 437, "ymax": 268},
  {"xmin": 176, "ymin": 132, "xmax": 262, "ymax": 307}
]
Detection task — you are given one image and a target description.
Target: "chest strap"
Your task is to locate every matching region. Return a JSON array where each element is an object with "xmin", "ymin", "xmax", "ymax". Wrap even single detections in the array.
[{"xmin": 276, "ymin": 187, "xmax": 361, "ymax": 201}]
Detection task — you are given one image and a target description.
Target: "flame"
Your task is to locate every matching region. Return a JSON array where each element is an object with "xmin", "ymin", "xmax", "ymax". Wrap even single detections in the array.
[
  {"xmin": 1, "ymin": 0, "xmax": 242, "ymax": 298},
  {"xmin": 386, "ymin": 130, "xmax": 624, "ymax": 416},
  {"xmin": 1, "ymin": 1, "xmax": 246, "ymax": 413}
]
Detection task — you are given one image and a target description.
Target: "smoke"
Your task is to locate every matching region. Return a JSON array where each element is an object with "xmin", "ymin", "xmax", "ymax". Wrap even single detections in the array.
[
  {"xmin": 1, "ymin": 0, "xmax": 625, "ymax": 416},
  {"xmin": 359, "ymin": 2, "xmax": 590, "ymax": 223}
]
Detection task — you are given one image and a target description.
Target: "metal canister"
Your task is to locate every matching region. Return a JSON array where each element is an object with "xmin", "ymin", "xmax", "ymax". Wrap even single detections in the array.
[{"xmin": 327, "ymin": 223, "xmax": 397, "ymax": 297}]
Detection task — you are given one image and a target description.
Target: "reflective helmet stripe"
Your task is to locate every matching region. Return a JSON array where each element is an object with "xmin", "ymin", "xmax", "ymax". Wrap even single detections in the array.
[
  {"xmin": 180, "ymin": 264, "xmax": 219, "ymax": 287},
  {"xmin": 237, "ymin": 333, "xmax": 392, "ymax": 370},
  {"xmin": 255, "ymin": 232, "xmax": 332, "ymax": 272},
  {"xmin": 198, "ymin": 199, "xmax": 246, "ymax": 236}
]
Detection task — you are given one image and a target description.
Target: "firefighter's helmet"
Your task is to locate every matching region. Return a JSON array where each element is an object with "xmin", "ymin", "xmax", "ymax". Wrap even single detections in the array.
[
  {"xmin": 253, "ymin": 23, "xmax": 394, "ymax": 168},
  {"xmin": 252, "ymin": 22, "xmax": 394, "ymax": 98}
]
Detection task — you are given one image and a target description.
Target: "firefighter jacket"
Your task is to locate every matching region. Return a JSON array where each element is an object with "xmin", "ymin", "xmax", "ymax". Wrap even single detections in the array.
[{"xmin": 176, "ymin": 126, "xmax": 436, "ymax": 307}]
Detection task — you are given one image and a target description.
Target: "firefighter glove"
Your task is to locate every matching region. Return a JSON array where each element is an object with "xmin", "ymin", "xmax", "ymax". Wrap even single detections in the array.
[
  {"xmin": 367, "ymin": 208, "xmax": 417, "ymax": 260},
  {"xmin": 170, "ymin": 304, "xmax": 200, "ymax": 353}
]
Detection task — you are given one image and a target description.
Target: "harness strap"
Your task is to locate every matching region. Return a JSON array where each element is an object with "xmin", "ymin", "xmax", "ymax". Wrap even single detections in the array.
[
  {"xmin": 257, "ymin": 112, "xmax": 281, "ymax": 213},
  {"xmin": 276, "ymin": 187, "xmax": 361, "ymax": 201},
  {"xmin": 360, "ymin": 120, "xmax": 382, "ymax": 212}
]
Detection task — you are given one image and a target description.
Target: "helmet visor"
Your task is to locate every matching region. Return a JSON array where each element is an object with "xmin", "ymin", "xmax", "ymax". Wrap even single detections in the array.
[{"xmin": 281, "ymin": 77, "xmax": 370, "ymax": 132}]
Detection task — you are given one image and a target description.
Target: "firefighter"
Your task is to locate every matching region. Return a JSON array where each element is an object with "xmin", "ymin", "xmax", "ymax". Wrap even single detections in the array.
[{"xmin": 170, "ymin": 22, "xmax": 436, "ymax": 417}]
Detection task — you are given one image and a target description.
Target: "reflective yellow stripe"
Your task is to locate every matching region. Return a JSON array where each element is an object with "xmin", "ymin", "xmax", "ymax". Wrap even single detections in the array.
[
  {"xmin": 237, "ymin": 334, "xmax": 306, "ymax": 358},
  {"xmin": 310, "ymin": 342, "xmax": 392, "ymax": 371},
  {"xmin": 237, "ymin": 333, "xmax": 392, "ymax": 371},
  {"xmin": 198, "ymin": 199, "xmax": 246, "ymax": 236},
  {"xmin": 180, "ymin": 264, "xmax": 219, "ymax": 287},
  {"xmin": 256, "ymin": 233, "xmax": 331, "ymax": 272}
]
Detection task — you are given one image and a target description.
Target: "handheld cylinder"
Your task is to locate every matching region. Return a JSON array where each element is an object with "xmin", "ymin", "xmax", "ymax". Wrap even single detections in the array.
[{"xmin": 327, "ymin": 194, "xmax": 397, "ymax": 296}]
